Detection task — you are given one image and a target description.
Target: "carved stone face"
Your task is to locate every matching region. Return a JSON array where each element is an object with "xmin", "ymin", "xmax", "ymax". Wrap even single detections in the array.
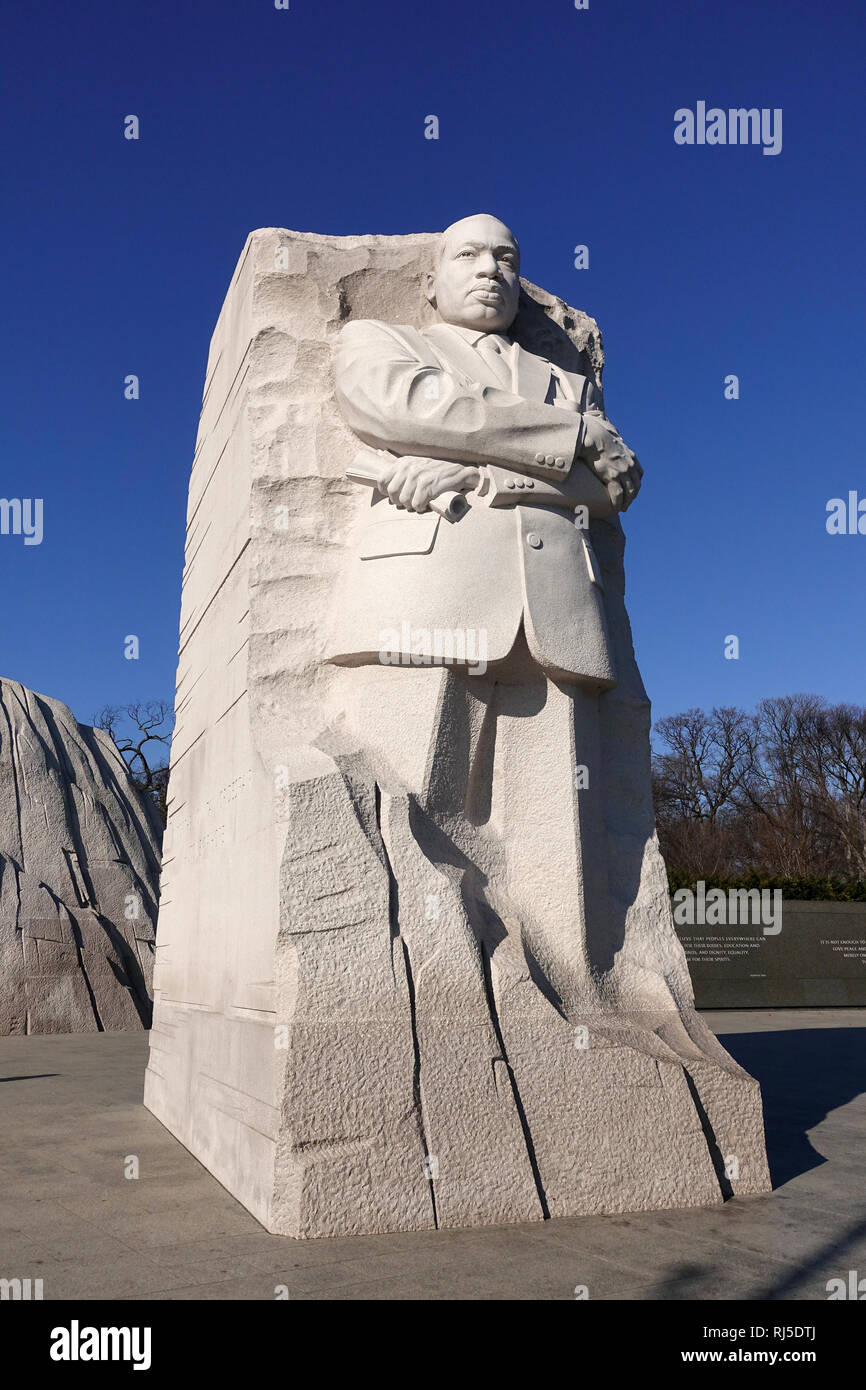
[{"xmin": 426, "ymin": 214, "xmax": 521, "ymax": 334}]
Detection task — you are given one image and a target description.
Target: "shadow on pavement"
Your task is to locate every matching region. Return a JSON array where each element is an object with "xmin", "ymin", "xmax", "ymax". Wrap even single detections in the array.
[
  {"xmin": 0, "ymin": 1073, "xmax": 60, "ymax": 1083},
  {"xmin": 717, "ymin": 1028, "xmax": 866, "ymax": 1187}
]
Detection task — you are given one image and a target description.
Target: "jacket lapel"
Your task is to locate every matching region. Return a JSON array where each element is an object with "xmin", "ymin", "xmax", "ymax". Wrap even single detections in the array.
[
  {"xmin": 516, "ymin": 350, "xmax": 592, "ymax": 410},
  {"xmin": 557, "ymin": 368, "xmax": 591, "ymax": 409},
  {"xmin": 512, "ymin": 341, "xmax": 554, "ymax": 403}
]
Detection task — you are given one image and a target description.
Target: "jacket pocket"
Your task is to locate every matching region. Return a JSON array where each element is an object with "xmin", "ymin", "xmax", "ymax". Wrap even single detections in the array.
[{"xmin": 359, "ymin": 509, "xmax": 440, "ymax": 559}]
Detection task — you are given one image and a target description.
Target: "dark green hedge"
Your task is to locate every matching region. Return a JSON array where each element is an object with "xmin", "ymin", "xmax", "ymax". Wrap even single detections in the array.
[{"xmin": 666, "ymin": 871, "xmax": 866, "ymax": 902}]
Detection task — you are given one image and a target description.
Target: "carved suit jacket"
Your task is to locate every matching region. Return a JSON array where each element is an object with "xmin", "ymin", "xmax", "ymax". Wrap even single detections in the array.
[{"xmin": 327, "ymin": 317, "xmax": 625, "ymax": 687}]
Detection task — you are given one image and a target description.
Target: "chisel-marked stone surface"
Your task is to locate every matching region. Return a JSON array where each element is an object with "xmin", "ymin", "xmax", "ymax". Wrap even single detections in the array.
[{"xmin": 0, "ymin": 678, "xmax": 161, "ymax": 1034}]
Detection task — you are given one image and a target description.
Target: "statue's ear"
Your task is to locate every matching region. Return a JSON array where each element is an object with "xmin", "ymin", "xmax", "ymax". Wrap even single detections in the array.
[{"xmin": 424, "ymin": 270, "xmax": 437, "ymax": 307}]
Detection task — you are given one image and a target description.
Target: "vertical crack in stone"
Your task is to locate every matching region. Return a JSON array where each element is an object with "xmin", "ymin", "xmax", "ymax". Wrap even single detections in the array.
[
  {"xmin": 374, "ymin": 783, "xmax": 438, "ymax": 1229},
  {"xmin": 400, "ymin": 939, "xmax": 438, "ymax": 1229},
  {"xmin": 69, "ymin": 917, "xmax": 104, "ymax": 1032},
  {"xmin": 78, "ymin": 721, "xmax": 163, "ymax": 888},
  {"xmin": 30, "ymin": 698, "xmax": 106, "ymax": 1034},
  {"xmin": 0, "ymin": 677, "xmax": 160, "ymax": 1035},
  {"xmin": 0, "ymin": 687, "xmax": 25, "ymax": 874},
  {"xmin": 33, "ymin": 884, "xmax": 104, "ymax": 1032},
  {"xmin": 92, "ymin": 911, "xmax": 152, "ymax": 1025},
  {"xmin": 683, "ymin": 1068, "xmax": 732, "ymax": 1201},
  {"xmin": 478, "ymin": 935, "xmax": 550, "ymax": 1220},
  {"xmin": 35, "ymin": 696, "xmax": 98, "ymax": 908}
]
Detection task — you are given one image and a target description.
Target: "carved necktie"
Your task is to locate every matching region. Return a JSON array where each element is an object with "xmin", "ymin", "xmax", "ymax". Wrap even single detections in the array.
[{"xmin": 474, "ymin": 333, "xmax": 514, "ymax": 389}]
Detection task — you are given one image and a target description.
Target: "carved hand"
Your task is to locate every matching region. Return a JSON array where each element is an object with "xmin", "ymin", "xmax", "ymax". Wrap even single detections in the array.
[
  {"xmin": 579, "ymin": 410, "xmax": 643, "ymax": 511},
  {"xmin": 377, "ymin": 456, "xmax": 481, "ymax": 513}
]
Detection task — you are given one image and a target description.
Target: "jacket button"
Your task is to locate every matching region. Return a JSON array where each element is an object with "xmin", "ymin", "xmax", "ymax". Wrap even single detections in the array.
[
  {"xmin": 526, "ymin": 531, "xmax": 542, "ymax": 549},
  {"xmin": 535, "ymin": 452, "xmax": 545, "ymax": 463},
  {"xmin": 526, "ymin": 479, "xmax": 534, "ymax": 488},
  {"xmin": 545, "ymin": 455, "xmax": 555, "ymax": 465},
  {"xmin": 554, "ymin": 456, "xmax": 565, "ymax": 468},
  {"xmin": 516, "ymin": 479, "xmax": 525, "ymax": 488},
  {"xmin": 506, "ymin": 479, "xmax": 515, "ymax": 489}
]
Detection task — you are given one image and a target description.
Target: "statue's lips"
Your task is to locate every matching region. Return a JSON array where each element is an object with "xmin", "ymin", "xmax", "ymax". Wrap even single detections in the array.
[{"xmin": 470, "ymin": 286, "xmax": 505, "ymax": 304}]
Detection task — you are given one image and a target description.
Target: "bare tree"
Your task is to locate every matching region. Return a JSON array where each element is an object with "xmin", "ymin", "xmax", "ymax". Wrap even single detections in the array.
[
  {"xmin": 652, "ymin": 695, "xmax": 866, "ymax": 885},
  {"xmin": 652, "ymin": 706, "xmax": 758, "ymax": 877},
  {"xmin": 743, "ymin": 695, "xmax": 827, "ymax": 876},
  {"xmin": 817, "ymin": 702, "xmax": 866, "ymax": 876},
  {"xmin": 94, "ymin": 700, "xmax": 173, "ymax": 824}
]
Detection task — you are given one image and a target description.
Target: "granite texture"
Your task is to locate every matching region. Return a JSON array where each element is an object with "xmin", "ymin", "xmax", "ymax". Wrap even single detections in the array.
[{"xmin": 0, "ymin": 678, "xmax": 161, "ymax": 1033}]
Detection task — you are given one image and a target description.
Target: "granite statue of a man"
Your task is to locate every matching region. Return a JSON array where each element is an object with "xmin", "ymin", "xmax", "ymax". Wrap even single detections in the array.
[
  {"xmin": 145, "ymin": 216, "xmax": 771, "ymax": 1237},
  {"xmin": 329, "ymin": 213, "xmax": 652, "ymax": 1020},
  {"xmin": 322, "ymin": 212, "xmax": 770, "ymax": 1221}
]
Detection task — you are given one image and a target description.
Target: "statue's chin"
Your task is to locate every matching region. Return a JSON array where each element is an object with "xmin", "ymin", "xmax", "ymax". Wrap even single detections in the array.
[{"xmin": 440, "ymin": 307, "xmax": 515, "ymax": 335}]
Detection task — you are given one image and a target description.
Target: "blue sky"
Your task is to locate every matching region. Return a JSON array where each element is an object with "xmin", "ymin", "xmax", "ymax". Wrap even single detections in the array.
[{"xmin": 2, "ymin": 0, "xmax": 863, "ymax": 734}]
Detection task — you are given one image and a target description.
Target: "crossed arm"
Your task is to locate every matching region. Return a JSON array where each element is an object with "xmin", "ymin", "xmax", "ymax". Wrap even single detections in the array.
[{"xmin": 334, "ymin": 319, "xmax": 642, "ymax": 513}]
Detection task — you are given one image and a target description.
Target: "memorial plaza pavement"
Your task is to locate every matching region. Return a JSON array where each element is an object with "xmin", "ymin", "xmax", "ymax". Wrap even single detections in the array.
[{"xmin": 1, "ymin": 1009, "xmax": 864, "ymax": 1301}]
